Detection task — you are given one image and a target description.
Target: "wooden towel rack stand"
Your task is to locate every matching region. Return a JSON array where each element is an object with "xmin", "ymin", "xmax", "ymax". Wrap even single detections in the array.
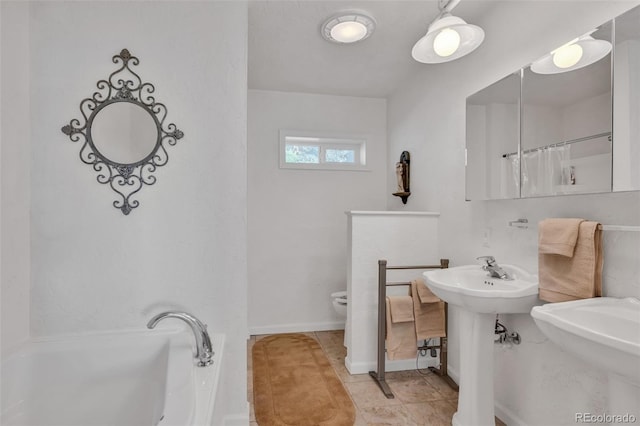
[{"xmin": 369, "ymin": 258, "xmax": 459, "ymax": 398}]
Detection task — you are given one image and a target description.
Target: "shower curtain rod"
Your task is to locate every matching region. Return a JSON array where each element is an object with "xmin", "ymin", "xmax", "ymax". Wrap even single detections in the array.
[{"xmin": 502, "ymin": 131, "xmax": 611, "ymax": 158}]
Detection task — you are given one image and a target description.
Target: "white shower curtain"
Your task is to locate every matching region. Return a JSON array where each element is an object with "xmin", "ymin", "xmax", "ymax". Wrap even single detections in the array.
[{"xmin": 521, "ymin": 144, "xmax": 571, "ymax": 197}]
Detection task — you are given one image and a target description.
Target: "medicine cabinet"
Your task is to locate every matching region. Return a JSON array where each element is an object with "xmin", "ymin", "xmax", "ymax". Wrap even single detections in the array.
[
  {"xmin": 466, "ymin": 6, "xmax": 640, "ymax": 200},
  {"xmin": 466, "ymin": 72, "xmax": 521, "ymax": 200},
  {"xmin": 613, "ymin": 5, "xmax": 640, "ymax": 192}
]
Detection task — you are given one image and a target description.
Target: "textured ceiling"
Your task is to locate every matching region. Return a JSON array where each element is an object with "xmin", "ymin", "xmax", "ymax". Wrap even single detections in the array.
[{"xmin": 248, "ymin": 0, "xmax": 495, "ymax": 98}]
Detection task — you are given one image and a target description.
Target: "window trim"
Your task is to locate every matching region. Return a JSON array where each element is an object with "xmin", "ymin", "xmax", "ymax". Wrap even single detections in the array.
[{"xmin": 279, "ymin": 130, "xmax": 369, "ymax": 171}]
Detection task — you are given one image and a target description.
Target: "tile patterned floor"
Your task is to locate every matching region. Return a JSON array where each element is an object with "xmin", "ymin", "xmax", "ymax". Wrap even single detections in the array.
[{"xmin": 248, "ymin": 330, "xmax": 506, "ymax": 426}]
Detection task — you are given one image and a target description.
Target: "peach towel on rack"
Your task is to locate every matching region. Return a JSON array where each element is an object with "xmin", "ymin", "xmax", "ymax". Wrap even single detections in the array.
[
  {"xmin": 538, "ymin": 220, "xmax": 603, "ymax": 302},
  {"xmin": 414, "ymin": 277, "xmax": 440, "ymax": 304},
  {"xmin": 388, "ymin": 295, "xmax": 414, "ymax": 323},
  {"xmin": 538, "ymin": 218, "xmax": 584, "ymax": 257},
  {"xmin": 385, "ymin": 296, "xmax": 417, "ymax": 360},
  {"xmin": 410, "ymin": 279, "xmax": 446, "ymax": 341}
]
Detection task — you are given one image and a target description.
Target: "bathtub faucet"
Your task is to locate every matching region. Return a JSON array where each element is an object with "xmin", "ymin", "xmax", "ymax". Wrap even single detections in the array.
[
  {"xmin": 476, "ymin": 256, "xmax": 513, "ymax": 280},
  {"xmin": 147, "ymin": 311, "xmax": 214, "ymax": 367}
]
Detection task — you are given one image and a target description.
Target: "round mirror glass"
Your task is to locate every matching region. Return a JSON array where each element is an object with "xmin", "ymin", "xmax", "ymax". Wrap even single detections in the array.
[{"xmin": 90, "ymin": 102, "xmax": 159, "ymax": 165}]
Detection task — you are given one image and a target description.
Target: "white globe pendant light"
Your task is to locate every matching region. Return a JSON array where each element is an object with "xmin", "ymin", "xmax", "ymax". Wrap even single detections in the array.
[{"xmin": 411, "ymin": 1, "xmax": 485, "ymax": 64}]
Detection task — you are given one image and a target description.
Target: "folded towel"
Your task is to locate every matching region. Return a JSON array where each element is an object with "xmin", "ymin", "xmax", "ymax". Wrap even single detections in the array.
[
  {"xmin": 538, "ymin": 218, "xmax": 585, "ymax": 257},
  {"xmin": 539, "ymin": 220, "xmax": 603, "ymax": 302},
  {"xmin": 388, "ymin": 295, "xmax": 415, "ymax": 323},
  {"xmin": 385, "ymin": 297, "xmax": 417, "ymax": 360},
  {"xmin": 410, "ymin": 279, "xmax": 446, "ymax": 340}
]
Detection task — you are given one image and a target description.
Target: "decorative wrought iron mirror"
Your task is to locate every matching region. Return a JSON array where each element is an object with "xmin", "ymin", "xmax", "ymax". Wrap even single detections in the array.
[{"xmin": 61, "ymin": 49, "xmax": 184, "ymax": 215}]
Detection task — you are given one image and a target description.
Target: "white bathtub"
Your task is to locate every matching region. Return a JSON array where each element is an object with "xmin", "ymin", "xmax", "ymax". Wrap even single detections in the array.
[{"xmin": 0, "ymin": 328, "xmax": 224, "ymax": 426}]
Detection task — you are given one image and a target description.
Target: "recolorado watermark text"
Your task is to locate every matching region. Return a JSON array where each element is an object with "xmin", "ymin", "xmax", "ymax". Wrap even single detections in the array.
[{"xmin": 576, "ymin": 413, "xmax": 637, "ymax": 423}]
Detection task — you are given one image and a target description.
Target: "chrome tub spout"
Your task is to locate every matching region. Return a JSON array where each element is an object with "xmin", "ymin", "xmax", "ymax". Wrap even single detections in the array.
[{"xmin": 147, "ymin": 311, "xmax": 213, "ymax": 367}]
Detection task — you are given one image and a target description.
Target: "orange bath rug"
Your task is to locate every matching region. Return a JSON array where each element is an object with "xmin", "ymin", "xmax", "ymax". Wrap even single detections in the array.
[{"xmin": 252, "ymin": 333, "xmax": 356, "ymax": 425}]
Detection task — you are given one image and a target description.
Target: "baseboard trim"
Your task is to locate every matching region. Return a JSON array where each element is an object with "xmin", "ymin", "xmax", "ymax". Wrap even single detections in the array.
[
  {"xmin": 345, "ymin": 355, "xmax": 439, "ymax": 375},
  {"xmin": 495, "ymin": 401, "xmax": 528, "ymax": 426},
  {"xmin": 447, "ymin": 365, "xmax": 459, "ymax": 383},
  {"xmin": 249, "ymin": 321, "xmax": 345, "ymax": 336}
]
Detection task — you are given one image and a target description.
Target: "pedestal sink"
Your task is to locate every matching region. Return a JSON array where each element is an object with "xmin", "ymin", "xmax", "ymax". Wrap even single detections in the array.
[
  {"xmin": 423, "ymin": 264, "xmax": 538, "ymax": 426},
  {"xmin": 531, "ymin": 297, "xmax": 640, "ymax": 420}
]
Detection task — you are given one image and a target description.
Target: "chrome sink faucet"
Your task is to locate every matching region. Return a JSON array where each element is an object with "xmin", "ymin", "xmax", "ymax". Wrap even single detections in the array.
[
  {"xmin": 476, "ymin": 256, "xmax": 513, "ymax": 280},
  {"xmin": 147, "ymin": 311, "xmax": 213, "ymax": 367}
]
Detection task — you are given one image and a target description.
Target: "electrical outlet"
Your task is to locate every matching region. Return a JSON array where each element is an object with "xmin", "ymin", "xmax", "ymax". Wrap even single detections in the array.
[{"xmin": 482, "ymin": 227, "xmax": 491, "ymax": 248}]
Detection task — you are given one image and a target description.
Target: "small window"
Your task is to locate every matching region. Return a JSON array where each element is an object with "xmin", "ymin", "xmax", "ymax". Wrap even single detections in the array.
[{"xmin": 279, "ymin": 130, "xmax": 367, "ymax": 171}]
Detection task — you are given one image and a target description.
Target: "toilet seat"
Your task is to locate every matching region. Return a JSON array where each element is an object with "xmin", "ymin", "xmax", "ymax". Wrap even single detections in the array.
[
  {"xmin": 331, "ymin": 291, "xmax": 347, "ymax": 299},
  {"xmin": 331, "ymin": 291, "xmax": 347, "ymax": 305}
]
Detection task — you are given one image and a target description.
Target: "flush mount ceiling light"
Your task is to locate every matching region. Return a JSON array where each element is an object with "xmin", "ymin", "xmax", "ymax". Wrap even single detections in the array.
[
  {"xmin": 321, "ymin": 12, "xmax": 376, "ymax": 44},
  {"xmin": 412, "ymin": 0, "xmax": 484, "ymax": 64},
  {"xmin": 530, "ymin": 30, "xmax": 612, "ymax": 74}
]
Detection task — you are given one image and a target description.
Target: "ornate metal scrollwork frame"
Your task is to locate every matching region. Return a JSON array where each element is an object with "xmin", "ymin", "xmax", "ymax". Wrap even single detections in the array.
[{"xmin": 61, "ymin": 49, "xmax": 184, "ymax": 215}]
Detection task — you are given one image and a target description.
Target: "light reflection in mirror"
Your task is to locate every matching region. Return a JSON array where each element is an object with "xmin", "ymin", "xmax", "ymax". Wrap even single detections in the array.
[{"xmin": 521, "ymin": 21, "xmax": 612, "ymax": 197}]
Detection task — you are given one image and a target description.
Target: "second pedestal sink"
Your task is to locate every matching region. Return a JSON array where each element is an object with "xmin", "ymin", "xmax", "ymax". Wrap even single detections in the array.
[
  {"xmin": 531, "ymin": 297, "xmax": 640, "ymax": 420},
  {"xmin": 424, "ymin": 264, "xmax": 539, "ymax": 426}
]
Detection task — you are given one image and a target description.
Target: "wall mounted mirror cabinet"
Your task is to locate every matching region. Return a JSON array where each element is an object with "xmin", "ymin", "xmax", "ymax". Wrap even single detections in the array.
[
  {"xmin": 613, "ymin": 5, "xmax": 640, "ymax": 192},
  {"xmin": 466, "ymin": 71, "xmax": 521, "ymax": 201},
  {"xmin": 521, "ymin": 21, "xmax": 612, "ymax": 198},
  {"xmin": 466, "ymin": 6, "xmax": 640, "ymax": 200}
]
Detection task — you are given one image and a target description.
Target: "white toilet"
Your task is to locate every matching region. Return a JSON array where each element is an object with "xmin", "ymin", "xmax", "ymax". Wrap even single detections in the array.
[
  {"xmin": 331, "ymin": 291, "xmax": 348, "ymax": 318},
  {"xmin": 331, "ymin": 291, "xmax": 349, "ymax": 347}
]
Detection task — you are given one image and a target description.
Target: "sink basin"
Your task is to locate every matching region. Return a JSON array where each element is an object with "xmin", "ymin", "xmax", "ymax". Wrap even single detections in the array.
[
  {"xmin": 531, "ymin": 297, "xmax": 640, "ymax": 419},
  {"xmin": 532, "ymin": 297, "xmax": 640, "ymax": 383},
  {"xmin": 424, "ymin": 264, "xmax": 538, "ymax": 313},
  {"xmin": 423, "ymin": 264, "xmax": 539, "ymax": 426}
]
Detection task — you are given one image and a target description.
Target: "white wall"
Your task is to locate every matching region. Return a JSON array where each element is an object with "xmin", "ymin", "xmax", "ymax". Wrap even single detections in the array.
[
  {"xmin": 23, "ymin": 1, "xmax": 248, "ymax": 422},
  {"xmin": 247, "ymin": 90, "xmax": 387, "ymax": 334},
  {"xmin": 1, "ymin": 1, "xmax": 31, "ymax": 355},
  {"xmin": 387, "ymin": 2, "xmax": 640, "ymax": 425}
]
